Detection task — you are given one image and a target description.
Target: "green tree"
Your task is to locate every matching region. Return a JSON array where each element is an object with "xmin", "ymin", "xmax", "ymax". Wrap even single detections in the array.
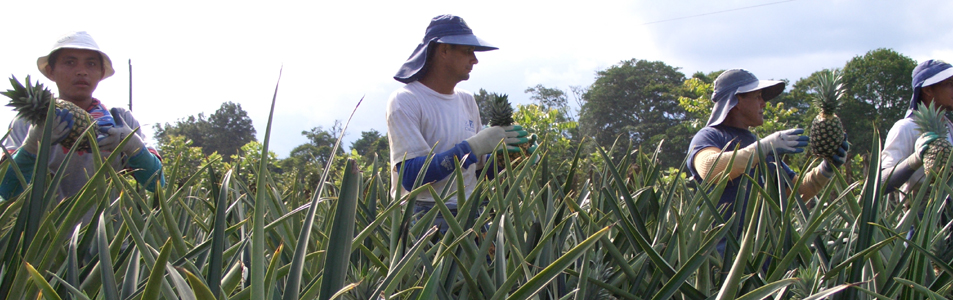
[
  {"xmin": 207, "ymin": 102, "xmax": 257, "ymax": 158},
  {"xmin": 578, "ymin": 59, "xmax": 688, "ymax": 168},
  {"xmin": 840, "ymin": 48, "xmax": 916, "ymax": 156},
  {"xmin": 525, "ymin": 84, "xmax": 569, "ymax": 113},
  {"xmin": 154, "ymin": 101, "xmax": 257, "ymax": 161},
  {"xmin": 300, "ymin": 120, "xmax": 343, "ymax": 168},
  {"xmin": 474, "ymin": 88, "xmax": 493, "ymax": 125},
  {"xmin": 350, "ymin": 129, "xmax": 389, "ymax": 162}
]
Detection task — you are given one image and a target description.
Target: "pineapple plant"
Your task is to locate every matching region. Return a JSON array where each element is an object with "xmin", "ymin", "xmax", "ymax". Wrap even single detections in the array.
[
  {"xmin": 808, "ymin": 69, "xmax": 847, "ymax": 159},
  {"xmin": 2, "ymin": 75, "xmax": 96, "ymax": 151},
  {"xmin": 913, "ymin": 101, "xmax": 953, "ymax": 177},
  {"xmin": 485, "ymin": 93, "xmax": 530, "ymax": 169}
]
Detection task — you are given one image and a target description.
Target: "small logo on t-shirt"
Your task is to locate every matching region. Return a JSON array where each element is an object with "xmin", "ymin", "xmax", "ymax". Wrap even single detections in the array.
[{"xmin": 465, "ymin": 120, "xmax": 475, "ymax": 132}]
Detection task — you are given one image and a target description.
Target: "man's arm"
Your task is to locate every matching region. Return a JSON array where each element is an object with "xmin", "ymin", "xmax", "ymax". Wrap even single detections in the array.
[
  {"xmin": 0, "ymin": 119, "xmax": 46, "ymax": 199},
  {"xmin": 693, "ymin": 146, "xmax": 761, "ymax": 181},
  {"xmin": 0, "ymin": 149, "xmax": 36, "ymax": 200},
  {"xmin": 395, "ymin": 141, "xmax": 479, "ymax": 191},
  {"xmin": 109, "ymin": 108, "xmax": 165, "ymax": 191}
]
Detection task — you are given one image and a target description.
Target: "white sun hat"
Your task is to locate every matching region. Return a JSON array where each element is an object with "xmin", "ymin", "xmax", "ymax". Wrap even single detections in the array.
[{"xmin": 37, "ymin": 31, "xmax": 115, "ymax": 80}]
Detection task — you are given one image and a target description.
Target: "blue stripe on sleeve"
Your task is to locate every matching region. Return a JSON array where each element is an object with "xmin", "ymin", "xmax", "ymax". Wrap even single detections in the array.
[{"xmin": 397, "ymin": 141, "xmax": 478, "ymax": 192}]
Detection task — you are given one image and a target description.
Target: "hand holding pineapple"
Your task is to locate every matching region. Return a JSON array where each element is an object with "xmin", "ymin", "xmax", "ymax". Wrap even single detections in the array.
[
  {"xmin": 465, "ymin": 126, "xmax": 515, "ymax": 156},
  {"xmin": 913, "ymin": 132, "xmax": 940, "ymax": 166},
  {"xmin": 21, "ymin": 114, "xmax": 70, "ymax": 155},
  {"xmin": 502, "ymin": 125, "xmax": 530, "ymax": 150},
  {"xmin": 819, "ymin": 137, "xmax": 850, "ymax": 177},
  {"xmin": 3, "ymin": 75, "xmax": 100, "ymax": 152},
  {"xmin": 912, "ymin": 102, "xmax": 953, "ymax": 177}
]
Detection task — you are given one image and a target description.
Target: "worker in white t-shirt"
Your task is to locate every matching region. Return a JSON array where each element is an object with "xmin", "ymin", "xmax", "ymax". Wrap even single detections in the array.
[
  {"xmin": 386, "ymin": 15, "xmax": 529, "ymax": 232},
  {"xmin": 882, "ymin": 60, "xmax": 953, "ymax": 202}
]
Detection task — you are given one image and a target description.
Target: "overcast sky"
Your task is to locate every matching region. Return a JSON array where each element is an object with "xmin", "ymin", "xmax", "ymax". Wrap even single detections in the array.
[{"xmin": 1, "ymin": 0, "xmax": 950, "ymax": 157}]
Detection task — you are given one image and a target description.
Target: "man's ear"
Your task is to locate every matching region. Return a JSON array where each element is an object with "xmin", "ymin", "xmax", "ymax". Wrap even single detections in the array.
[
  {"xmin": 43, "ymin": 65, "xmax": 54, "ymax": 80},
  {"xmin": 922, "ymin": 86, "xmax": 936, "ymax": 101},
  {"xmin": 434, "ymin": 43, "xmax": 451, "ymax": 58}
]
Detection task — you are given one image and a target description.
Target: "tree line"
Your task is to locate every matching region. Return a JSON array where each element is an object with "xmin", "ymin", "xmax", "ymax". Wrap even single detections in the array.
[{"xmin": 152, "ymin": 48, "xmax": 915, "ymax": 189}]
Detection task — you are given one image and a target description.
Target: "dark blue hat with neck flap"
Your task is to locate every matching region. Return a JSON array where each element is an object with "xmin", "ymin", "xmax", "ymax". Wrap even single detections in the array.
[
  {"xmin": 394, "ymin": 14, "xmax": 498, "ymax": 83},
  {"xmin": 905, "ymin": 59, "xmax": 953, "ymax": 117}
]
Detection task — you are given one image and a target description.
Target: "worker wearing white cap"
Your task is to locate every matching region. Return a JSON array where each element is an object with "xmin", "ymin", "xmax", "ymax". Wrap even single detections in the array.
[{"xmin": 1, "ymin": 31, "xmax": 165, "ymax": 200}]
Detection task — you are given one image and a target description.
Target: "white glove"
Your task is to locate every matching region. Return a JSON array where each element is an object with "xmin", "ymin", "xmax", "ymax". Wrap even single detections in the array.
[
  {"xmin": 465, "ymin": 126, "xmax": 517, "ymax": 156},
  {"xmin": 99, "ymin": 125, "xmax": 146, "ymax": 156},
  {"xmin": 757, "ymin": 128, "xmax": 809, "ymax": 156},
  {"xmin": 21, "ymin": 116, "xmax": 70, "ymax": 155}
]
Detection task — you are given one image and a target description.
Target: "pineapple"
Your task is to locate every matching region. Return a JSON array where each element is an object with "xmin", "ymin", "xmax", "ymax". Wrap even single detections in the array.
[
  {"xmin": 913, "ymin": 101, "xmax": 953, "ymax": 177},
  {"xmin": 485, "ymin": 93, "xmax": 529, "ymax": 168},
  {"xmin": 2, "ymin": 75, "xmax": 96, "ymax": 151},
  {"xmin": 808, "ymin": 69, "xmax": 847, "ymax": 159}
]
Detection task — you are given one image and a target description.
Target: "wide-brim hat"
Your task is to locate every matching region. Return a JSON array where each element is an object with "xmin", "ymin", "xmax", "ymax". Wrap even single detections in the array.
[
  {"xmin": 394, "ymin": 15, "xmax": 497, "ymax": 83},
  {"xmin": 37, "ymin": 31, "xmax": 115, "ymax": 80},
  {"xmin": 706, "ymin": 69, "xmax": 785, "ymax": 127},
  {"xmin": 905, "ymin": 59, "xmax": 953, "ymax": 117}
]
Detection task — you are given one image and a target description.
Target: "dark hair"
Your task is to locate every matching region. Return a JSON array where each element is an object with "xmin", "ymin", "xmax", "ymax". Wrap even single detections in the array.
[
  {"xmin": 46, "ymin": 49, "xmax": 104, "ymax": 72},
  {"xmin": 47, "ymin": 49, "xmax": 63, "ymax": 69}
]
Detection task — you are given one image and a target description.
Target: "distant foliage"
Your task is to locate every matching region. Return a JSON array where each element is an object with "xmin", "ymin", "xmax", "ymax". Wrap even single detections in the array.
[{"xmin": 154, "ymin": 101, "xmax": 256, "ymax": 161}]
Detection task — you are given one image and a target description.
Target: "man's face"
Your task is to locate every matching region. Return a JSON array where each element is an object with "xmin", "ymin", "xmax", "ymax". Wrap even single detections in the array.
[
  {"xmin": 443, "ymin": 44, "xmax": 478, "ymax": 82},
  {"xmin": 46, "ymin": 48, "xmax": 103, "ymax": 103},
  {"xmin": 924, "ymin": 77, "xmax": 953, "ymax": 111},
  {"xmin": 732, "ymin": 89, "xmax": 766, "ymax": 128}
]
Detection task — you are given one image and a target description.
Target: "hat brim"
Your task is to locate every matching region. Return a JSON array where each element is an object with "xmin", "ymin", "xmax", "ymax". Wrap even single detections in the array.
[
  {"xmin": 436, "ymin": 34, "xmax": 497, "ymax": 51},
  {"xmin": 923, "ymin": 67, "xmax": 953, "ymax": 87},
  {"xmin": 706, "ymin": 92, "xmax": 738, "ymax": 127},
  {"xmin": 38, "ymin": 46, "xmax": 115, "ymax": 80},
  {"xmin": 736, "ymin": 80, "xmax": 785, "ymax": 100}
]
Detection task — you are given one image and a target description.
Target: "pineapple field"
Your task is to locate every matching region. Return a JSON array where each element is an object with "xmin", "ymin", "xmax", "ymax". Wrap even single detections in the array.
[{"xmin": 4, "ymin": 79, "xmax": 953, "ymax": 300}]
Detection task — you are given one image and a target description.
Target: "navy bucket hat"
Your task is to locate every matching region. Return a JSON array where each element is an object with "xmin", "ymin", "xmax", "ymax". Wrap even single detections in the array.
[
  {"xmin": 394, "ymin": 15, "xmax": 498, "ymax": 83},
  {"xmin": 905, "ymin": 59, "xmax": 953, "ymax": 117},
  {"xmin": 706, "ymin": 69, "xmax": 785, "ymax": 127}
]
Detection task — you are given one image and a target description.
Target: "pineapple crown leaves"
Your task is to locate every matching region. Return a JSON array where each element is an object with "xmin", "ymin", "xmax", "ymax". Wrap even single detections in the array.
[
  {"xmin": 487, "ymin": 93, "xmax": 515, "ymax": 126},
  {"xmin": 811, "ymin": 69, "xmax": 845, "ymax": 115},
  {"xmin": 913, "ymin": 101, "xmax": 950, "ymax": 137},
  {"xmin": 3, "ymin": 75, "xmax": 55, "ymax": 124}
]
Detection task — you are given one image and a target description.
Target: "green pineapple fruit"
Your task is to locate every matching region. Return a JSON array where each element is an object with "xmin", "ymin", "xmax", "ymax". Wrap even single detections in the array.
[
  {"xmin": 2, "ymin": 75, "xmax": 96, "ymax": 151},
  {"xmin": 808, "ymin": 69, "xmax": 846, "ymax": 159},
  {"xmin": 913, "ymin": 101, "xmax": 953, "ymax": 177},
  {"xmin": 484, "ymin": 93, "xmax": 528, "ymax": 168}
]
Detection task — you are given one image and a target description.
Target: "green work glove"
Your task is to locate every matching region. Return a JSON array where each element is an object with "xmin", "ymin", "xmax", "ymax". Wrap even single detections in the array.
[
  {"xmin": 914, "ymin": 132, "xmax": 940, "ymax": 166},
  {"xmin": 503, "ymin": 125, "xmax": 529, "ymax": 144}
]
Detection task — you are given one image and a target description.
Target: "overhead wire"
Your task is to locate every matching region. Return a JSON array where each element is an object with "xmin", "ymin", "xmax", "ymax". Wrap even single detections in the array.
[{"xmin": 641, "ymin": 0, "xmax": 800, "ymax": 25}]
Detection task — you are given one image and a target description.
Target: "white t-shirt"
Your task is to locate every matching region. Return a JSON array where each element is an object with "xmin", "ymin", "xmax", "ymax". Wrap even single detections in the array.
[
  {"xmin": 881, "ymin": 116, "xmax": 953, "ymax": 200},
  {"xmin": 386, "ymin": 81, "xmax": 483, "ymax": 203}
]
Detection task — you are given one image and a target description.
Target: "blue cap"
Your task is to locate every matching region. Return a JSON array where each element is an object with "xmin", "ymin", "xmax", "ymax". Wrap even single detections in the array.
[
  {"xmin": 706, "ymin": 69, "xmax": 785, "ymax": 127},
  {"xmin": 394, "ymin": 15, "xmax": 497, "ymax": 83},
  {"xmin": 905, "ymin": 59, "xmax": 953, "ymax": 117}
]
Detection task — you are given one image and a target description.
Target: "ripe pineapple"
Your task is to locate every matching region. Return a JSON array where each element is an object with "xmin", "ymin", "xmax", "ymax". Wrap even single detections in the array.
[
  {"xmin": 913, "ymin": 101, "xmax": 953, "ymax": 177},
  {"xmin": 808, "ymin": 69, "xmax": 846, "ymax": 159},
  {"xmin": 2, "ymin": 75, "xmax": 96, "ymax": 151},
  {"xmin": 485, "ymin": 93, "xmax": 529, "ymax": 168}
]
